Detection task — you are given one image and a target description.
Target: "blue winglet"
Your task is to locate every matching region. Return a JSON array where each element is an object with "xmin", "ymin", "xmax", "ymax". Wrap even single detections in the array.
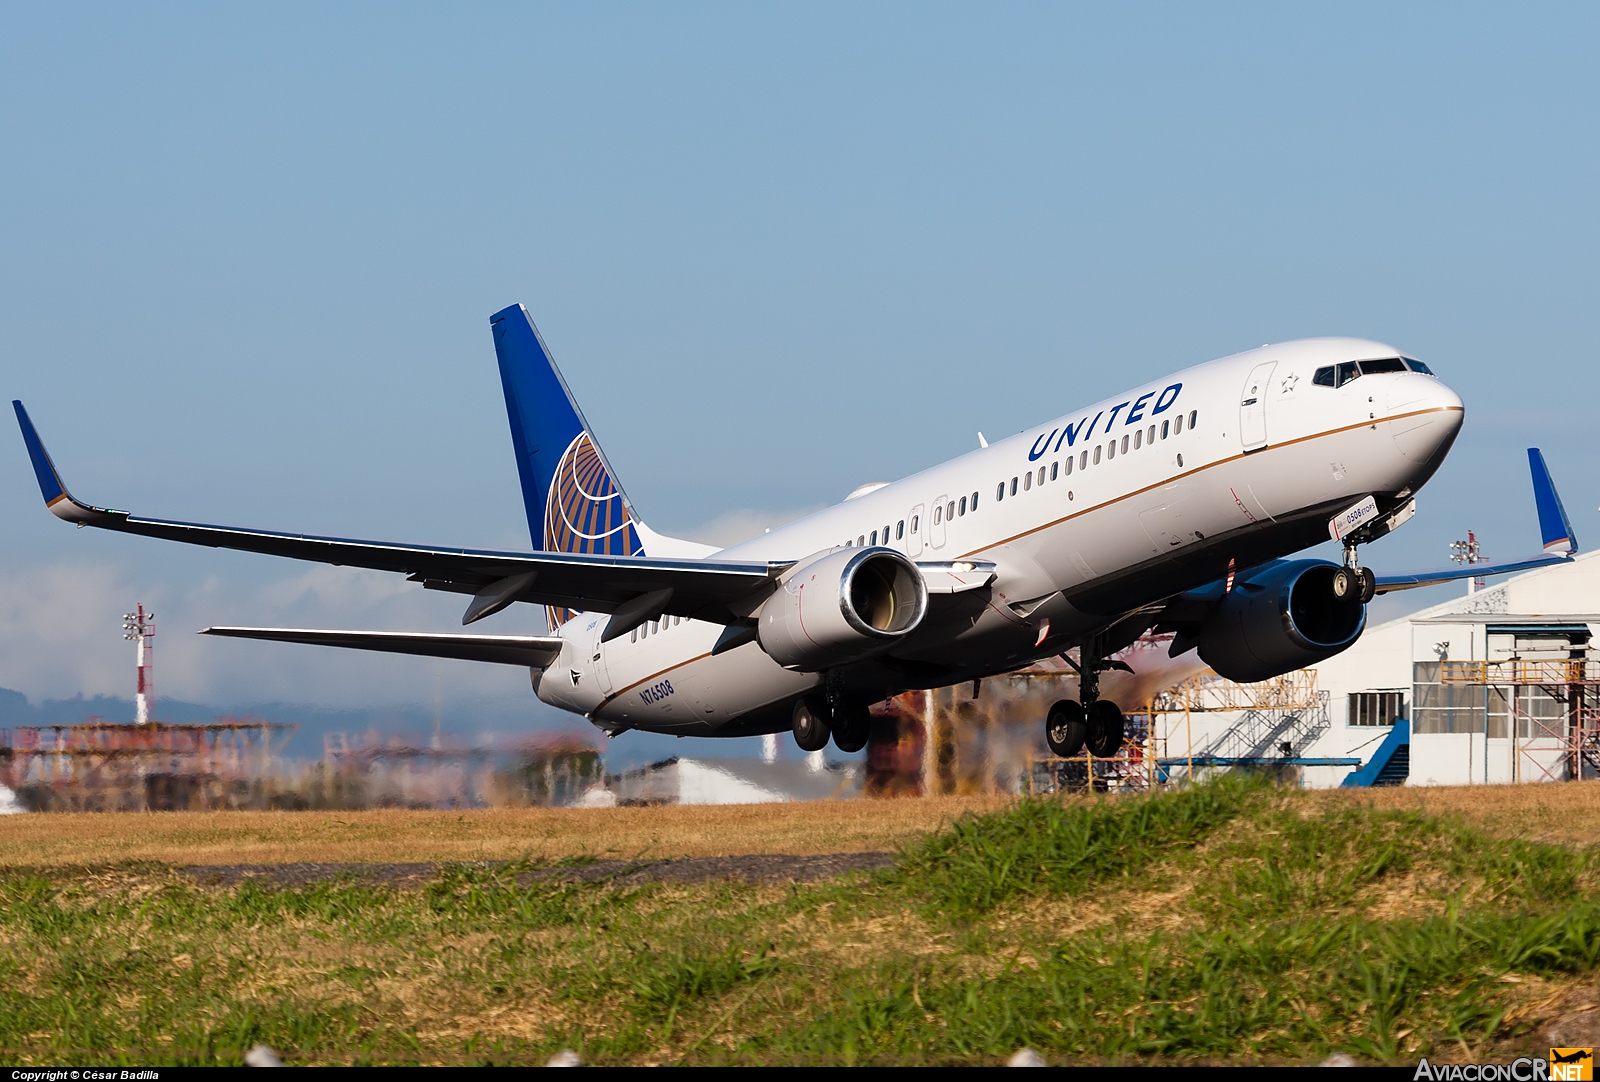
[
  {"xmin": 1528, "ymin": 447, "xmax": 1577, "ymax": 556},
  {"xmin": 12, "ymin": 400, "xmax": 114, "ymax": 524},
  {"xmin": 13, "ymin": 400, "xmax": 68, "ymax": 507}
]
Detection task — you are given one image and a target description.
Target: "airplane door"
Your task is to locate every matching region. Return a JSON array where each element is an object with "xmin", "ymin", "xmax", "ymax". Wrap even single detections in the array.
[
  {"xmin": 930, "ymin": 494, "xmax": 949, "ymax": 550},
  {"xmin": 907, "ymin": 504, "xmax": 925, "ymax": 557},
  {"xmin": 1239, "ymin": 361, "xmax": 1277, "ymax": 451},
  {"xmin": 586, "ymin": 618, "xmax": 615, "ymax": 697}
]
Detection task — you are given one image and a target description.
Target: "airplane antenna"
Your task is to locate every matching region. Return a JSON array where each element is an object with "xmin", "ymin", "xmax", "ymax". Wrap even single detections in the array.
[
  {"xmin": 1449, "ymin": 531, "xmax": 1486, "ymax": 595},
  {"xmin": 122, "ymin": 603, "xmax": 155, "ymax": 725}
]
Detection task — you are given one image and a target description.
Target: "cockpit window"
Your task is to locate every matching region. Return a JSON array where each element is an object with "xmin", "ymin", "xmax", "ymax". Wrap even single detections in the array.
[
  {"xmin": 1336, "ymin": 361, "xmax": 1360, "ymax": 387},
  {"xmin": 1313, "ymin": 366, "xmax": 1336, "ymax": 387},
  {"xmin": 1404, "ymin": 357, "xmax": 1434, "ymax": 375},
  {"xmin": 1357, "ymin": 357, "xmax": 1407, "ymax": 375}
]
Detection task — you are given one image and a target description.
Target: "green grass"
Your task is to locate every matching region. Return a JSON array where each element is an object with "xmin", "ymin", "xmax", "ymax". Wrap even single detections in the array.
[{"xmin": 3, "ymin": 777, "xmax": 1597, "ymax": 1065}]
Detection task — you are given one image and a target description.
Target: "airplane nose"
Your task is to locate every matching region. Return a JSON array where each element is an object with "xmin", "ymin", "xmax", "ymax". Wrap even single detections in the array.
[{"xmin": 1387, "ymin": 375, "xmax": 1464, "ymax": 463}]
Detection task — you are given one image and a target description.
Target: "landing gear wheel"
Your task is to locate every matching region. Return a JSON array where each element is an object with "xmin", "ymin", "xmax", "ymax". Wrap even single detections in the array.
[
  {"xmin": 1356, "ymin": 566, "xmax": 1376, "ymax": 605},
  {"xmin": 1086, "ymin": 699, "xmax": 1125, "ymax": 757},
  {"xmin": 792, "ymin": 697, "xmax": 830, "ymax": 752},
  {"xmin": 1046, "ymin": 699, "xmax": 1087, "ymax": 758},
  {"xmin": 830, "ymin": 700, "xmax": 871, "ymax": 753},
  {"xmin": 1332, "ymin": 566, "xmax": 1358, "ymax": 602}
]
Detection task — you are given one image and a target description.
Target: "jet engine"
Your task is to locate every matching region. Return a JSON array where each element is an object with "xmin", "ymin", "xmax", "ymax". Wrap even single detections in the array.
[
  {"xmin": 758, "ymin": 547, "xmax": 928, "ymax": 671},
  {"xmin": 1196, "ymin": 559, "xmax": 1366, "ymax": 683}
]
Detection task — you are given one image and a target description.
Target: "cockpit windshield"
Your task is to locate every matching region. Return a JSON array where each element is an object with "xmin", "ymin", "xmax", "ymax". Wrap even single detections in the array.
[{"xmin": 1312, "ymin": 356, "xmax": 1434, "ymax": 387}]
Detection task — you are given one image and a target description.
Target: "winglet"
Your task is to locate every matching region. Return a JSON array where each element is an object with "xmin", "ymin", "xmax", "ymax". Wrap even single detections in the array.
[
  {"xmin": 1528, "ymin": 447, "xmax": 1577, "ymax": 556},
  {"xmin": 12, "ymin": 401, "xmax": 117, "ymax": 524}
]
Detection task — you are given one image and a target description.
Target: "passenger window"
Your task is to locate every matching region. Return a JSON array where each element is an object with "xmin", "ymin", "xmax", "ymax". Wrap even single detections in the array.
[
  {"xmin": 911, "ymin": 514, "xmax": 919, "ymax": 532},
  {"xmin": 958, "ymin": 496, "xmax": 966, "ymax": 516},
  {"xmin": 1133, "ymin": 430, "xmax": 1142, "ymax": 450},
  {"xmin": 1094, "ymin": 445, "xmax": 1102, "ymax": 464},
  {"xmin": 1010, "ymin": 477, "xmax": 1018, "ymax": 496},
  {"xmin": 1121, "ymin": 435, "xmax": 1130, "ymax": 454},
  {"xmin": 631, "ymin": 627, "xmax": 638, "ymax": 643},
  {"xmin": 1037, "ymin": 466, "xmax": 1045, "ymax": 485},
  {"xmin": 858, "ymin": 535, "xmax": 865, "ymax": 546},
  {"xmin": 896, "ymin": 520, "xmax": 905, "ymax": 539},
  {"xmin": 1065, "ymin": 456, "xmax": 1074, "ymax": 476},
  {"xmin": 1404, "ymin": 358, "xmax": 1434, "ymax": 375},
  {"xmin": 650, "ymin": 620, "xmax": 659, "ymax": 635},
  {"xmin": 1079, "ymin": 450, "xmax": 1087, "ymax": 470},
  {"xmin": 947, "ymin": 501, "xmax": 956, "ymax": 520},
  {"xmin": 1313, "ymin": 366, "xmax": 1336, "ymax": 387},
  {"xmin": 1050, "ymin": 462, "xmax": 1058, "ymax": 481},
  {"xmin": 1188, "ymin": 410, "xmax": 1198, "ymax": 429},
  {"xmin": 1107, "ymin": 441, "xmax": 1116, "ymax": 460},
  {"xmin": 1161, "ymin": 419, "xmax": 1169, "ymax": 439},
  {"xmin": 1148, "ymin": 425, "xmax": 1156, "ymax": 444},
  {"xmin": 883, "ymin": 525, "xmax": 890, "ymax": 542},
  {"xmin": 933, "ymin": 506, "xmax": 941, "ymax": 525},
  {"xmin": 870, "ymin": 530, "xmax": 877, "ymax": 545},
  {"xmin": 1174, "ymin": 414, "xmax": 1184, "ymax": 435},
  {"xmin": 996, "ymin": 482, "xmax": 1005, "ymax": 502},
  {"xmin": 971, "ymin": 491, "xmax": 978, "ymax": 510},
  {"xmin": 1023, "ymin": 472, "xmax": 1032, "ymax": 491},
  {"xmin": 1335, "ymin": 361, "xmax": 1360, "ymax": 387}
]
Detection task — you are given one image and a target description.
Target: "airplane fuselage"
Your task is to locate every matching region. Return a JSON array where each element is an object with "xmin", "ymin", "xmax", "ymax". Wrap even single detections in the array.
[{"xmin": 539, "ymin": 337, "xmax": 1463, "ymax": 736}]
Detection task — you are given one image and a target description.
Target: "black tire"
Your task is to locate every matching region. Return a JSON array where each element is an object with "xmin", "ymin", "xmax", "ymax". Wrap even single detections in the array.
[
  {"xmin": 1086, "ymin": 699, "xmax": 1125, "ymax": 757},
  {"xmin": 1356, "ymin": 566, "xmax": 1376, "ymax": 605},
  {"xmin": 1045, "ymin": 699, "xmax": 1087, "ymax": 758},
  {"xmin": 1331, "ymin": 566, "xmax": 1356, "ymax": 602},
  {"xmin": 831, "ymin": 700, "xmax": 871, "ymax": 754},
  {"xmin": 792, "ymin": 697, "xmax": 830, "ymax": 752}
]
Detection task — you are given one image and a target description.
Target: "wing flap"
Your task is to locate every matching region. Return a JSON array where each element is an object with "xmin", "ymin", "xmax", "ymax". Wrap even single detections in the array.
[{"xmin": 201, "ymin": 627, "xmax": 566, "ymax": 668}]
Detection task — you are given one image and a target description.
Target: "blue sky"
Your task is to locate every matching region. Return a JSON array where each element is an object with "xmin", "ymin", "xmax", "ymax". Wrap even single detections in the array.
[{"xmin": 2, "ymin": 3, "xmax": 1597, "ymax": 733}]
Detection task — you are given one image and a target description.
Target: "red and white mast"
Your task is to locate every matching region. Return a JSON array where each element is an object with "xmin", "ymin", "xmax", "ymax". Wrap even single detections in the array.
[{"xmin": 122, "ymin": 604, "xmax": 155, "ymax": 725}]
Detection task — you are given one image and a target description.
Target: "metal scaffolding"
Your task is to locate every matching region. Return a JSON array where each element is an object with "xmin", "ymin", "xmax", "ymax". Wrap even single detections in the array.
[{"xmin": 1439, "ymin": 658, "xmax": 1600, "ymax": 783}]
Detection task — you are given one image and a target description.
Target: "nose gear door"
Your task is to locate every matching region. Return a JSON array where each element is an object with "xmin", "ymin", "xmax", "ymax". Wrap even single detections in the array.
[{"xmin": 1239, "ymin": 361, "xmax": 1277, "ymax": 451}]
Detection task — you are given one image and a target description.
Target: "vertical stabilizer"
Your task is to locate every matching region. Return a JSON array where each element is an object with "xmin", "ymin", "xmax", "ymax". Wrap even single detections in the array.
[
  {"xmin": 490, "ymin": 304, "xmax": 645, "ymax": 560},
  {"xmin": 491, "ymin": 304, "xmax": 645, "ymax": 626}
]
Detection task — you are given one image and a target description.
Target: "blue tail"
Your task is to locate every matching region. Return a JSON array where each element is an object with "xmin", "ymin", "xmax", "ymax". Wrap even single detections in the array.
[
  {"xmin": 491, "ymin": 304, "xmax": 644, "ymax": 628},
  {"xmin": 490, "ymin": 304, "xmax": 645, "ymax": 560},
  {"xmin": 1528, "ymin": 448, "xmax": 1577, "ymax": 555}
]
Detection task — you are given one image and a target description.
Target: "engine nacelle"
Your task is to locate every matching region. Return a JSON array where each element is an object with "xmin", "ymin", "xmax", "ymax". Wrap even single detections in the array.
[
  {"xmin": 758, "ymin": 547, "xmax": 927, "ymax": 671},
  {"xmin": 1197, "ymin": 559, "xmax": 1366, "ymax": 683}
]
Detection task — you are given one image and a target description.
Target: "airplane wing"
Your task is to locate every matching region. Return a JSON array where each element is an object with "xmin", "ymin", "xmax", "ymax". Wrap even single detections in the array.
[
  {"xmin": 200, "ymin": 627, "xmax": 565, "ymax": 667},
  {"xmin": 13, "ymin": 401, "xmax": 785, "ymax": 627},
  {"xmin": 1374, "ymin": 448, "xmax": 1578, "ymax": 593}
]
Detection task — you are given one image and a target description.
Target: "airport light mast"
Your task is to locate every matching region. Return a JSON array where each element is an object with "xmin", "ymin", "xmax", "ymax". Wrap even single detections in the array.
[
  {"xmin": 1449, "ymin": 531, "xmax": 1486, "ymax": 595},
  {"xmin": 122, "ymin": 604, "xmax": 154, "ymax": 725}
]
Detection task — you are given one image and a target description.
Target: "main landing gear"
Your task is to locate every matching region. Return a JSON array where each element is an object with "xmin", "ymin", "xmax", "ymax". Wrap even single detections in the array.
[
  {"xmin": 1046, "ymin": 649, "xmax": 1125, "ymax": 759},
  {"xmin": 792, "ymin": 695, "xmax": 870, "ymax": 754}
]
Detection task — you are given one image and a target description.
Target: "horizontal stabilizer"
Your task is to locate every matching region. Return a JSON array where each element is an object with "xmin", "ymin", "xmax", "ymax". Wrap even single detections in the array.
[{"xmin": 201, "ymin": 627, "xmax": 565, "ymax": 668}]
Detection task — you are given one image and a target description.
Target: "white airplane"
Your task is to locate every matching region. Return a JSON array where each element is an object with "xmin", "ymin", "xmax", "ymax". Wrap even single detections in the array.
[{"xmin": 12, "ymin": 305, "xmax": 1578, "ymax": 757}]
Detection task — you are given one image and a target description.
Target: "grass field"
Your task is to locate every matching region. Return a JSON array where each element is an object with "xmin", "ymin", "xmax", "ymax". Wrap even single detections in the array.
[{"xmin": 6, "ymin": 780, "xmax": 1600, "ymax": 1066}]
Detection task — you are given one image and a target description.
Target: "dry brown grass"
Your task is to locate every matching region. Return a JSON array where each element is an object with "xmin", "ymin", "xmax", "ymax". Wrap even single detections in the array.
[
  {"xmin": 1309, "ymin": 780, "xmax": 1600, "ymax": 847},
  {"xmin": 0, "ymin": 794, "xmax": 1010, "ymax": 868}
]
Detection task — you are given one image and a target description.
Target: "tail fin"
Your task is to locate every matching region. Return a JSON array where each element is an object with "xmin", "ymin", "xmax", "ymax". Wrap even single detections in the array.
[
  {"xmin": 490, "ymin": 304, "xmax": 645, "ymax": 561},
  {"xmin": 1528, "ymin": 447, "xmax": 1577, "ymax": 555}
]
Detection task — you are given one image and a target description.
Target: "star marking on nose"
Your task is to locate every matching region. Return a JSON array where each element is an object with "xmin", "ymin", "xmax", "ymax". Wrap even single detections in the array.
[{"xmin": 1280, "ymin": 373, "xmax": 1300, "ymax": 394}]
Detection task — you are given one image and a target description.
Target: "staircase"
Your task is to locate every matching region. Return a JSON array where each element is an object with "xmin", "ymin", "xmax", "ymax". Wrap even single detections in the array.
[
  {"xmin": 1197, "ymin": 693, "xmax": 1332, "ymax": 761},
  {"xmin": 1341, "ymin": 720, "xmax": 1411, "ymax": 787}
]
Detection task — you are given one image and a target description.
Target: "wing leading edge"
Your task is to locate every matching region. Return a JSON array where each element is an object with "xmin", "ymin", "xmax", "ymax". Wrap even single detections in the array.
[{"xmin": 12, "ymin": 400, "xmax": 784, "ymax": 626}]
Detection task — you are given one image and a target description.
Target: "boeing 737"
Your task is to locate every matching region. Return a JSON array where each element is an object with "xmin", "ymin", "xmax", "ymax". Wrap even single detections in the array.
[{"xmin": 12, "ymin": 305, "xmax": 1579, "ymax": 757}]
